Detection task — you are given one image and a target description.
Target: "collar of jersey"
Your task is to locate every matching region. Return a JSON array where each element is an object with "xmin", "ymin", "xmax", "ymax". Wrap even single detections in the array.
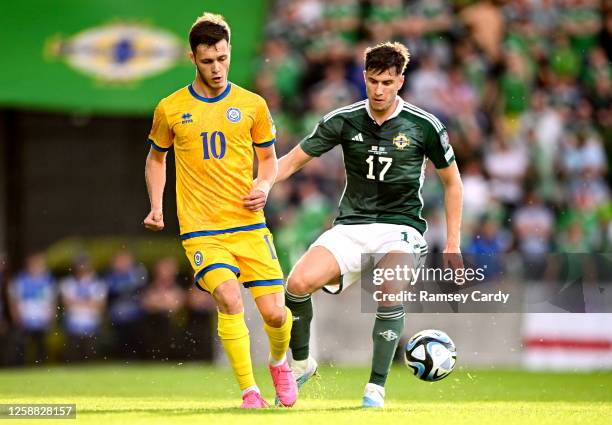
[
  {"xmin": 365, "ymin": 95, "xmax": 404, "ymax": 124},
  {"xmin": 188, "ymin": 82, "xmax": 232, "ymax": 103}
]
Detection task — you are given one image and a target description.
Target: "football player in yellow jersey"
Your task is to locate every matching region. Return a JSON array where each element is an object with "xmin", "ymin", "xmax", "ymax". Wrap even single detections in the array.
[{"xmin": 142, "ymin": 12, "xmax": 297, "ymax": 409}]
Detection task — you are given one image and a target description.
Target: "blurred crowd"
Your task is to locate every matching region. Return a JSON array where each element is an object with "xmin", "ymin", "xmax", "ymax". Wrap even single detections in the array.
[
  {"xmin": 258, "ymin": 0, "xmax": 612, "ymax": 271},
  {"xmin": 1, "ymin": 0, "xmax": 612, "ymax": 366},
  {"xmin": 0, "ymin": 252, "xmax": 216, "ymax": 367}
]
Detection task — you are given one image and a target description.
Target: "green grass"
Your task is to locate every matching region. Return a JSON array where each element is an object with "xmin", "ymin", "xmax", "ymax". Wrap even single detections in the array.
[{"xmin": 0, "ymin": 363, "xmax": 611, "ymax": 424}]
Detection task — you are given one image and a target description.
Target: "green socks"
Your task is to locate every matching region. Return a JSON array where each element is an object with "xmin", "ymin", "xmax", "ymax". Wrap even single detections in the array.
[
  {"xmin": 369, "ymin": 305, "xmax": 405, "ymax": 387},
  {"xmin": 286, "ymin": 289, "xmax": 404, "ymax": 387},
  {"xmin": 285, "ymin": 289, "xmax": 313, "ymax": 361}
]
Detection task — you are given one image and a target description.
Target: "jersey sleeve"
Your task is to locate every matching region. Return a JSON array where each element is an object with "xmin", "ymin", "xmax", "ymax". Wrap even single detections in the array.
[
  {"xmin": 299, "ymin": 117, "xmax": 342, "ymax": 157},
  {"xmin": 148, "ymin": 101, "xmax": 173, "ymax": 152},
  {"xmin": 424, "ymin": 125, "xmax": 455, "ymax": 169},
  {"xmin": 251, "ymin": 97, "xmax": 276, "ymax": 148}
]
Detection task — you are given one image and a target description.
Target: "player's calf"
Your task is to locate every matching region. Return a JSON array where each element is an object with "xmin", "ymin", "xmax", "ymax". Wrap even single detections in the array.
[
  {"xmin": 364, "ymin": 304, "xmax": 405, "ymax": 408},
  {"xmin": 212, "ymin": 280, "xmax": 260, "ymax": 404},
  {"xmin": 285, "ymin": 289, "xmax": 313, "ymax": 363},
  {"xmin": 256, "ymin": 295, "xmax": 297, "ymax": 407}
]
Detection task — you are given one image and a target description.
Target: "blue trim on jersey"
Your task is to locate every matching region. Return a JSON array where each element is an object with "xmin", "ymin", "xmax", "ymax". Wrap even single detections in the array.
[
  {"xmin": 243, "ymin": 279, "xmax": 284, "ymax": 288},
  {"xmin": 194, "ymin": 263, "xmax": 241, "ymax": 286},
  {"xmin": 253, "ymin": 138, "xmax": 276, "ymax": 148},
  {"xmin": 188, "ymin": 83, "xmax": 232, "ymax": 103},
  {"xmin": 148, "ymin": 138, "xmax": 171, "ymax": 152},
  {"xmin": 180, "ymin": 222, "xmax": 267, "ymax": 240}
]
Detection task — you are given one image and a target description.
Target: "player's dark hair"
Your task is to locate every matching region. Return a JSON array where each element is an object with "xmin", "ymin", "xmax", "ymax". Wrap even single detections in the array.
[
  {"xmin": 189, "ymin": 13, "xmax": 230, "ymax": 52},
  {"xmin": 364, "ymin": 42, "xmax": 410, "ymax": 75}
]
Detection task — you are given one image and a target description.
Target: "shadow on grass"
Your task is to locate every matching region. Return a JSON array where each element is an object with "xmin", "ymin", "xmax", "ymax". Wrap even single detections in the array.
[{"xmin": 78, "ymin": 406, "xmax": 365, "ymax": 415}]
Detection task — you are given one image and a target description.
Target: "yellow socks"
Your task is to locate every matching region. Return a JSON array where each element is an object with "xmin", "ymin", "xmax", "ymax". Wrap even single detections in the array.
[
  {"xmin": 263, "ymin": 307, "xmax": 293, "ymax": 364},
  {"xmin": 217, "ymin": 311, "xmax": 255, "ymax": 390},
  {"xmin": 217, "ymin": 307, "xmax": 292, "ymax": 391}
]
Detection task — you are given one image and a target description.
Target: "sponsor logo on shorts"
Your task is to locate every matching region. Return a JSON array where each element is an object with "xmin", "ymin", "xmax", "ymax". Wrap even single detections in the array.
[{"xmin": 194, "ymin": 251, "xmax": 203, "ymax": 266}]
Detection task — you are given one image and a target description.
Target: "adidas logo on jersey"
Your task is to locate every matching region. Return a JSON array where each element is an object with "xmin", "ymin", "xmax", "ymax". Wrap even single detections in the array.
[{"xmin": 351, "ymin": 133, "xmax": 364, "ymax": 142}]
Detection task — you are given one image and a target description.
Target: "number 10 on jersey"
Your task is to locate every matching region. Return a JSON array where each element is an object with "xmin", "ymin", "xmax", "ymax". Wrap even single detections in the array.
[{"xmin": 201, "ymin": 131, "xmax": 226, "ymax": 159}]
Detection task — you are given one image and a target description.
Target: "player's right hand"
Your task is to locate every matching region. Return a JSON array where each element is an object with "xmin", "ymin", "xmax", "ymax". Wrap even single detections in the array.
[
  {"xmin": 143, "ymin": 210, "xmax": 164, "ymax": 231},
  {"xmin": 442, "ymin": 247, "xmax": 464, "ymax": 285}
]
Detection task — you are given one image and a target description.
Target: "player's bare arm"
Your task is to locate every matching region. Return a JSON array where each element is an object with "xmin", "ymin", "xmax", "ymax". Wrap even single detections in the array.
[
  {"xmin": 436, "ymin": 162, "xmax": 463, "ymax": 268},
  {"xmin": 143, "ymin": 147, "xmax": 167, "ymax": 231},
  {"xmin": 276, "ymin": 144, "xmax": 314, "ymax": 183},
  {"xmin": 243, "ymin": 144, "xmax": 278, "ymax": 212}
]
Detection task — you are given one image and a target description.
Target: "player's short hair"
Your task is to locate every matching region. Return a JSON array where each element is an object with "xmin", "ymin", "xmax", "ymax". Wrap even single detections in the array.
[
  {"xmin": 364, "ymin": 42, "xmax": 410, "ymax": 75},
  {"xmin": 189, "ymin": 12, "xmax": 231, "ymax": 52}
]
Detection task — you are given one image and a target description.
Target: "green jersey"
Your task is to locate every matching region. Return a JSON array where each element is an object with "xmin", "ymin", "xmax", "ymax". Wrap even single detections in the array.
[{"xmin": 300, "ymin": 98, "xmax": 454, "ymax": 234}]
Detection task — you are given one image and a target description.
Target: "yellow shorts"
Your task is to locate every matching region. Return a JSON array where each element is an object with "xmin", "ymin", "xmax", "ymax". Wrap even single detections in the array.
[{"xmin": 182, "ymin": 224, "xmax": 284, "ymax": 299}]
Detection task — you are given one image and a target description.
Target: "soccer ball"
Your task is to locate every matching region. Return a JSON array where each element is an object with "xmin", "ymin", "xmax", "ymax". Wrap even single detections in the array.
[{"xmin": 404, "ymin": 329, "xmax": 456, "ymax": 381}]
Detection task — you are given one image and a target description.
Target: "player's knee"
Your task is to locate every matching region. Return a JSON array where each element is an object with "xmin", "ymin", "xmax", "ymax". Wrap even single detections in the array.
[
  {"xmin": 287, "ymin": 271, "xmax": 314, "ymax": 296},
  {"xmin": 213, "ymin": 281, "xmax": 243, "ymax": 314},
  {"xmin": 378, "ymin": 299, "xmax": 404, "ymax": 309},
  {"xmin": 261, "ymin": 306, "xmax": 285, "ymax": 328}
]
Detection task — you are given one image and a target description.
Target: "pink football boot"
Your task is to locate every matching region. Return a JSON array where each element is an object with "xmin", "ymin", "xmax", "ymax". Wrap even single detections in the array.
[
  {"xmin": 269, "ymin": 359, "xmax": 298, "ymax": 407},
  {"xmin": 240, "ymin": 390, "xmax": 269, "ymax": 409}
]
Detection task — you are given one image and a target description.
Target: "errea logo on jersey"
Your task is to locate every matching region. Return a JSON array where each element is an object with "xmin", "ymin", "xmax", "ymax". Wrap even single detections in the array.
[
  {"xmin": 226, "ymin": 107, "xmax": 241, "ymax": 123},
  {"xmin": 181, "ymin": 113, "xmax": 193, "ymax": 124}
]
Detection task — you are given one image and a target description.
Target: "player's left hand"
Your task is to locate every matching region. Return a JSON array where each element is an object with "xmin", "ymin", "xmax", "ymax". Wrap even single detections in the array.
[{"xmin": 243, "ymin": 188, "xmax": 268, "ymax": 211}]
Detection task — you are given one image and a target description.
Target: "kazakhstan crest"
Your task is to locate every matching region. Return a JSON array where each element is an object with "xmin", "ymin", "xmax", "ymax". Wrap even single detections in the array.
[{"xmin": 392, "ymin": 133, "xmax": 411, "ymax": 150}]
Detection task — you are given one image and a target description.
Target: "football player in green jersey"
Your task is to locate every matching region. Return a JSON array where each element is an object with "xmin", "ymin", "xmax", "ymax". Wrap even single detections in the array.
[{"xmin": 275, "ymin": 42, "xmax": 463, "ymax": 407}]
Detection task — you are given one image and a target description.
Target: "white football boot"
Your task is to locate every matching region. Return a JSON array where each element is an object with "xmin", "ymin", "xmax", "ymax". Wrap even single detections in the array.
[
  {"xmin": 291, "ymin": 356, "xmax": 318, "ymax": 389},
  {"xmin": 362, "ymin": 383, "xmax": 385, "ymax": 408}
]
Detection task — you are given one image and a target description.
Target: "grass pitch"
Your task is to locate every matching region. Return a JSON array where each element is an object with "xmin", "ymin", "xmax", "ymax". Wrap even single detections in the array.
[{"xmin": 0, "ymin": 363, "xmax": 610, "ymax": 425}]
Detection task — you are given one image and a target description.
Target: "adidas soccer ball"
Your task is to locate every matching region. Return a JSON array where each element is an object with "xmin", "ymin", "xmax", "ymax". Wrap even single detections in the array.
[{"xmin": 404, "ymin": 329, "xmax": 456, "ymax": 381}]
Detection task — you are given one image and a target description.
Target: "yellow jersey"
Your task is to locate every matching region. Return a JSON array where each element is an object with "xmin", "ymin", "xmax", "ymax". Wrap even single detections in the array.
[{"xmin": 148, "ymin": 82, "xmax": 276, "ymax": 240}]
